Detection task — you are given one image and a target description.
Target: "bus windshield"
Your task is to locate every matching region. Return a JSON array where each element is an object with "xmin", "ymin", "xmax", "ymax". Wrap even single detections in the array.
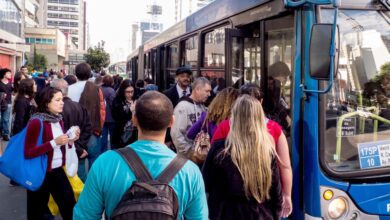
[{"xmin": 320, "ymin": 9, "xmax": 390, "ymax": 177}]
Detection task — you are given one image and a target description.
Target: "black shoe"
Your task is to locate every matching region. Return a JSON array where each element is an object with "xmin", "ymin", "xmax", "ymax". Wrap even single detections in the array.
[
  {"xmin": 2, "ymin": 135, "xmax": 9, "ymax": 141},
  {"xmin": 9, "ymin": 180, "xmax": 19, "ymax": 186}
]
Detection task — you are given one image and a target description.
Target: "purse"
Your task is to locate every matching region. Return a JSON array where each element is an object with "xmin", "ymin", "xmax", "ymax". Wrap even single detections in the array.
[
  {"xmin": 192, "ymin": 118, "xmax": 211, "ymax": 163},
  {"xmin": 121, "ymin": 121, "xmax": 135, "ymax": 144},
  {"xmin": 0, "ymin": 118, "xmax": 47, "ymax": 191}
]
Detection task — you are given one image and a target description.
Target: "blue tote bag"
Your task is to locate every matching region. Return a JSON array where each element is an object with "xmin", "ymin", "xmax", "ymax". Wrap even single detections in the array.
[{"xmin": 0, "ymin": 118, "xmax": 47, "ymax": 191}]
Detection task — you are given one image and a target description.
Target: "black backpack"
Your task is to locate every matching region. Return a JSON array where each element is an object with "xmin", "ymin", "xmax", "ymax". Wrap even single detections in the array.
[{"xmin": 111, "ymin": 147, "xmax": 188, "ymax": 220}]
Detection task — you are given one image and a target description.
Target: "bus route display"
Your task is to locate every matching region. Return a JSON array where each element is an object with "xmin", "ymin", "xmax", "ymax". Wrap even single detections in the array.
[{"xmin": 358, "ymin": 140, "xmax": 390, "ymax": 169}]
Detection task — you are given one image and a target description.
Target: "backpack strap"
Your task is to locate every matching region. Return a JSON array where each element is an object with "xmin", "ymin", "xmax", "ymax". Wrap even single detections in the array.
[
  {"xmin": 157, "ymin": 156, "xmax": 188, "ymax": 184},
  {"xmin": 116, "ymin": 147, "xmax": 153, "ymax": 182}
]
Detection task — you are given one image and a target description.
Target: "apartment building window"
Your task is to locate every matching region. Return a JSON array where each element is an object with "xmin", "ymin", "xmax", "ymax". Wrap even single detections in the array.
[
  {"xmin": 48, "ymin": 0, "xmax": 79, "ymax": 5},
  {"xmin": 48, "ymin": 20, "xmax": 78, "ymax": 27},
  {"xmin": 48, "ymin": 5, "xmax": 78, "ymax": 12},
  {"xmin": 26, "ymin": 38, "xmax": 55, "ymax": 45},
  {"xmin": 0, "ymin": 0, "xmax": 22, "ymax": 37},
  {"xmin": 48, "ymin": 13, "xmax": 79, "ymax": 20}
]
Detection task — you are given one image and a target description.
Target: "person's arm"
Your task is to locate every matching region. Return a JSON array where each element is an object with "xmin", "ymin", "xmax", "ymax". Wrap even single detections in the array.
[
  {"xmin": 187, "ymin": 112, "xmax": 207, "ymax": 140},
  {"xmin": 12, "ymin": 99, "xmax": 27, "ymax": 135},
  {"xmin": 73, "ymin": 159, "xmax": 105, "ymax": 220},
  {"xmin": 276, "ymin": 132, "xmax": 293, "ymax": 217},
  {"xmin": 270, "ymin": 158, "xmax": 283, "ymax": 220},
  {"xmin": 171, "ymin": 103, "xmax": 192, "ymax": 155},
  {"xmin": 183, "ymin": 164, "xmax": 209, "ymax": 220},
  {"xmin": 24, "ymin": 119, "xmax": 55, "ymax": 158},
  {"xmin": 98, "ymin": 88, "xmax": 106, "ymax": 128},
  {"xmin": 75, "ymin": 106, "xmax": 92, "ymax": 158}
]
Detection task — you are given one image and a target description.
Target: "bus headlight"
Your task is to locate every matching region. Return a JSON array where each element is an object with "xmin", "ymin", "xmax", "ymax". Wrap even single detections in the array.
[{"xmin": 328, "ymin": 197, "xmax": 347, "ymax": 219}]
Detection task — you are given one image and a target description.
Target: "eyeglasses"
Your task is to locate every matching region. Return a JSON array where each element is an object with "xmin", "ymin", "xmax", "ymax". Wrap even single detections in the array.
[{"xmin": 125, "ymin": 91, "xmax": 134, "ymax": 94}]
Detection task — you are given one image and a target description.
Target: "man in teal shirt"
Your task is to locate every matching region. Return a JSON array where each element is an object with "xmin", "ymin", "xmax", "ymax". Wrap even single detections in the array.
[{"xmin": 73, "ymin": 91, "xmax": 208, "ymax": 219}]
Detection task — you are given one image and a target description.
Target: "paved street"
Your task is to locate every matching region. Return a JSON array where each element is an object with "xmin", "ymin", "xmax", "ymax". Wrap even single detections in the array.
[{"xmin": 0, "ymin": 140, "xmax": 27, "ymax": 220}]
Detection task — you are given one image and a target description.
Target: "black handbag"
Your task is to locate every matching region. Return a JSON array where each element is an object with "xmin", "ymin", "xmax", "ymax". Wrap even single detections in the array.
[{"xmin": 121, "ymin": 121, "xmax": 135, "ymax": 144}]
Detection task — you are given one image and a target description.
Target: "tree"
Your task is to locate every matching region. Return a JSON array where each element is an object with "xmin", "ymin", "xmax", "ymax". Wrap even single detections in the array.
[
  {"xmin": 84, "ymin": 40, "xmax": 110, "ymax": 72},
  {"xmin": 26, "ymin": 46, "xmax": 48, "ymax": 72}
]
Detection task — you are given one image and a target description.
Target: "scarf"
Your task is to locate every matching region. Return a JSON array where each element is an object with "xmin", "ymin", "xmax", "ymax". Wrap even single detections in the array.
[{"xmin": 32, "ymin": 112, "xmax": 63, "ymax": 123}]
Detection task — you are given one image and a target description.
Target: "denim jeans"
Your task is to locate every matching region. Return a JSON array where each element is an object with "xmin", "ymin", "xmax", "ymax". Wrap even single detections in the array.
[
  {"xmin": 101, "ymin": 122, "xmax": 115, "ymax": 153},
  {"xmin": 0, "ymin": 104, "xmax": 11, "ymax": 136},
  {"xmin": 77, "ymin": 134, "xmax": 102, "ymax": 182}
]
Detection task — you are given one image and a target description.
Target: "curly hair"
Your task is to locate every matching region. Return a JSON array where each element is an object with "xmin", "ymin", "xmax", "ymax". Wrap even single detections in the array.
[{"xmin": 206, "ymin": 87, "xmax": 239, "ymax": 125}]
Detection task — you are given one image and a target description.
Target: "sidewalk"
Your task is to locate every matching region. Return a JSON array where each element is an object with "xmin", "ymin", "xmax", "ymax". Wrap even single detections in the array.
[{"xmin": 0, "ymin": 140, "xmax": 27, "ymax": 220}]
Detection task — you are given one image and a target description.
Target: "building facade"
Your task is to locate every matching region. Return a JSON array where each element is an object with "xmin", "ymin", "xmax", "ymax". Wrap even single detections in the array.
[
  {"xmin": 0, "ymin": 0, "xmax": 30, "ymax": 72},
  {"xmin": 45, "ymin": 0, "xmax": 86, "ymax": 50},
  {"xmin": 25, "ymin": 27, "xmax": 66, "ymax": 71}
]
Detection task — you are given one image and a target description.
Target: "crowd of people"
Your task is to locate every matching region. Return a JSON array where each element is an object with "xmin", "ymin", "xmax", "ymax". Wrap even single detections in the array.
[{"xmin": 0, "ymin": 63, "xmax": 293, "ymax": 220}]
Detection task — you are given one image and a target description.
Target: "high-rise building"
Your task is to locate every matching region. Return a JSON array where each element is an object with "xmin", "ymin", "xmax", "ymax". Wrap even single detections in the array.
[
  {"xmin": 130, "ymin": 1, "xmax": 163, "ymax": 51},
  {"xmin": 45, "ymin": 0, "xmax": 86, "ymax": 51},
  {"xmin": 174, "ymin": 0, "xmax": 214, "ymax": 23},
  {"xmin": 24, "ymin": 0, "xmax": 41, "ymax": 27}
]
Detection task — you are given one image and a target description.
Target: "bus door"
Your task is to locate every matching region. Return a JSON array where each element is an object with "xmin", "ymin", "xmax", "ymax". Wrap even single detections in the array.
[
  {"xmin": 156, "ymin": 46, "xmax": 165, "ymax": 91},
  {"xmin": 264, "ymin": 15, "xmax": 295, "ymax": 137},
  {"xmin": 225, "ymin": 28, "xmax": 261, "ymax": 89}
]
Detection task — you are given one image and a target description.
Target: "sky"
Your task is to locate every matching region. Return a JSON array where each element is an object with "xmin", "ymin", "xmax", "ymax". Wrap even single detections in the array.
[{"xmin": 85, "ymin": 0, "xmax": 176, "ymax": 64}]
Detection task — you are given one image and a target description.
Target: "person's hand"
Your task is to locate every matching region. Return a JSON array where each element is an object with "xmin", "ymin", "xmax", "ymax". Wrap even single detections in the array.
[
  {"xmin": 281, "ymin": 195, "xmax": 292, "ymax": 218},
  {"xmin": 54, "ymin": 134, "xmax": 69, "ymax": 146},
  {"xmin": 80, "ymin": 149, "xmax": 88, "ymax": 159},
  {"xmin": 72, "ymin": 127, "xmax": 80, "ymax": 141},
  {"xmin": 130, "ymin": 101, "xmax": 136, "ymax": 113}
]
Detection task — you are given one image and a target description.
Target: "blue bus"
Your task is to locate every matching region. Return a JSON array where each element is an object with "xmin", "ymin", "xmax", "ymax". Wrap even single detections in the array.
[{"xmin": 127, "ymin": 0, "xmax": 390, "ymax": 219}]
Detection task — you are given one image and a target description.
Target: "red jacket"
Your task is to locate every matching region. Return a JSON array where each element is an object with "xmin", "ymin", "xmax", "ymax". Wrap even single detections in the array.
[{"xmin": 24, "ymin": 118, "xmax": 66, "ymax": 171}]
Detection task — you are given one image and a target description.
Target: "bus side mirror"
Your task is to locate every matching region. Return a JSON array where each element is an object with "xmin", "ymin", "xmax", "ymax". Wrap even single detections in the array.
[{"xmin": 309, "ymin": 24, "xmax": 339, "ymax": 80}]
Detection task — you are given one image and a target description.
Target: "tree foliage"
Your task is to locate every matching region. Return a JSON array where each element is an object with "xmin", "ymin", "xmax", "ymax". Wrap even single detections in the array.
[
  {"xmin": 84, "ymin": 40, "xmax": 110, "ymax": 72},
  {"xmin": 26, "ymin": 46, "xmax": 48, "ymax": 72}
]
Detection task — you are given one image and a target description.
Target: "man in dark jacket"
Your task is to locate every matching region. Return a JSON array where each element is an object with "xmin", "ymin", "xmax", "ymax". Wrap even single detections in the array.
[
  {"xmin": 163, "ymin": 66, "xmax": 192, "ymax": 107},
  {"xmin": 163, "ymin": 67, "xmax": 192, "ymax": 151},
  {"xmin": 51, "ymin": 79, "xmax": 92, "ymax": 173}
]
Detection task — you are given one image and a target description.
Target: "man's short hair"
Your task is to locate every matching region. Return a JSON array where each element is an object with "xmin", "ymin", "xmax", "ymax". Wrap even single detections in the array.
[
  {"xmin": 192, "ymin": 77, "xmax": 210, "ymax": 90},
  {"xmin": 0, "ymin": 68, "xmax": 11, "ymax": 79},
  {"xmin": 50, "ymin": 79, "xmax": 69, "ymax": 95},
  {"xmin": 75, "ymin": 63, "xmax": 91, "ymax": 80},
  {"xmin": 135, "ymin": 91, "xmax": 173, "ymax": 132}
]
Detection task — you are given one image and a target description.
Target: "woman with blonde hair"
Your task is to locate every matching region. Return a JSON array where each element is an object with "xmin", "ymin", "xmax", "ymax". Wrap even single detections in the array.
[
  {"xmin": 187, "ymin": 87, "xmax": 239, "ymax": 140},
  {"xmin": 203, "ymin": 95, "xmax": 282, "ymax": 219}
]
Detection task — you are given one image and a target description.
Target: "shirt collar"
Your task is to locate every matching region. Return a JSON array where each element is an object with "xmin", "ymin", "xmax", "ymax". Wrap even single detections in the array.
[{"xmin": 176, "ymin": 84, "xmax": 190, "ymax": 97}]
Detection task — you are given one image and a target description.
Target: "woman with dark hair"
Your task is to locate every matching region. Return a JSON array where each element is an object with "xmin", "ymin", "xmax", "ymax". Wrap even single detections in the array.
[
  {"xmin": 12, "ymin": 78, "xmax": 37, "ymax": 135},
  {"xmin": 24, "ymin": 87, "xmax": 80, "ymax": 219},
  {"xmin": 101, "ymin": 75, "xmax": 116, "ymax": 152},
  {"xmin": 13, "ymin": 71, "xmax": 28, "ymax": 94},
  {"xmin": 111, "ymin": 79, "xmax": 137, "ymax": 148}
]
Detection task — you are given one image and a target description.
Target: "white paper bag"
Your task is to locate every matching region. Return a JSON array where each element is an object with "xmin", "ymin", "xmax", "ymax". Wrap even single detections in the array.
[{"xmin": 65, "ymin": 143, "xmax": 78, "ymax": 177}]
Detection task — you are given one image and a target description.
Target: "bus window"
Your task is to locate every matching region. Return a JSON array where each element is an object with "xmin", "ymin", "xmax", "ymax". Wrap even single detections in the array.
[
  {"xmin": 181, "ymin": 35, "xmax": 198, "ymax": 68},
  {"xmin": 166, "ymin": 42, "xmax": 179, "ymax": 89},
  {"xmin": 320, "ymin": 9, "xmax": 390, "ymax": 175},
  {"xmin": 264, "ymin": 16, "xmax": 295, "ymax": 136},
  {"xmin": 229, "ymin": 31, "xmax": 261, "ymax": 88},
  {"xmin": 203, "ymin": 26, "xmax": 228, "ymax": 68}
]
